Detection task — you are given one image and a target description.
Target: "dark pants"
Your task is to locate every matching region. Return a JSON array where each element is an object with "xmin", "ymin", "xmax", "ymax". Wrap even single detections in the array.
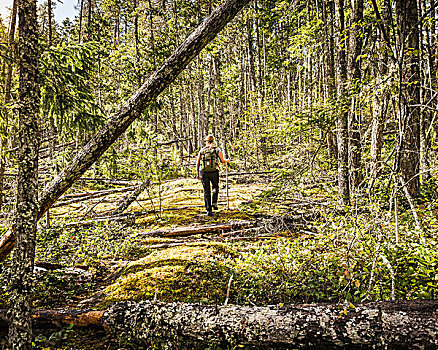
[{"xmin": 200, "ymin": 170, "xmax": 219, "ymax": 212}]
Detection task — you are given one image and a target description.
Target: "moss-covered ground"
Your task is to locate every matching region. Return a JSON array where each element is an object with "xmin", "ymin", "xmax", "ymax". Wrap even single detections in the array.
[{"xmin": 2, "ymin": 174, "xmax": 438, "ymax": 349}]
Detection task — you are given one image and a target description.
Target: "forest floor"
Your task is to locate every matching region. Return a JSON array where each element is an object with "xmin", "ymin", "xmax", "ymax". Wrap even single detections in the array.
[{"xmin": 1, "ymin": 172, "xmax": 437, "ymax": 349}]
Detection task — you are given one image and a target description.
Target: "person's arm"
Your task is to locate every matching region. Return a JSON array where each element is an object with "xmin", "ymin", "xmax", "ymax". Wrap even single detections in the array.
[
  {"xmin": 196, "ymin": 153, "xmax": 201, "ymax": 179},
  {"xmin": 217, "ymin": 151, "xmax": 230, "ymax": 164}
]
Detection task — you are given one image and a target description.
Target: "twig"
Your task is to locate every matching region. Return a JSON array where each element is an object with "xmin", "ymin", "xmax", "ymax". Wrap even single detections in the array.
[
  {"xmin": 398, "ymin": 176, "xmax": 422, "ymax": 232},
  {"xmin": 379, "ymin": 254, "xmax": 396, "ymax": 301},
  {"xmin": 224, "ymin": 274, "xmax": 233, "ymax": 306}
]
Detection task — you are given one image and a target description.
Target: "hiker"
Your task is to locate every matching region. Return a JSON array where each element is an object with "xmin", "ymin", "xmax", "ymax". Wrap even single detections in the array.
[{"xmin": 196, "ymin": 135, "xmax": 230, "ymax": 216}]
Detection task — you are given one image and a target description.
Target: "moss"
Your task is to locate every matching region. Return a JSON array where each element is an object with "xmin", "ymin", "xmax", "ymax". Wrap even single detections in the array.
[{"xmin": 101, "ymin": 243, "xmax": 236, "ymax": 307}]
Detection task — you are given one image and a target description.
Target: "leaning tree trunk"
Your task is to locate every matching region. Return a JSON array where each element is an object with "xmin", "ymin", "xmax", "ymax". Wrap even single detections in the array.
[
  {"xmin": 3, "ymin": 300, "xmax": 435, "ymax": 349},
  {"xmin": 0, "ymin": 0, "xmax": 253, "ymax": 262},
  {"xmin": 7, "ymin": 0, "xmax": 40, "ymax": 347}
]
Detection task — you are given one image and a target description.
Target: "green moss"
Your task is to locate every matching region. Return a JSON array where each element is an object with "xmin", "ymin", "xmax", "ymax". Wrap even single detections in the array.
[{"xmin": 101, "ymin": 243, "xmax": 236, "ymax": 307}]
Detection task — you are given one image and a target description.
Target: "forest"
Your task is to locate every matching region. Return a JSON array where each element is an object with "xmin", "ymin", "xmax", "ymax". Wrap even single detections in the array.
[{"xmin": 0, "ymin": 0, "xmax": 437, "ymax": 348}]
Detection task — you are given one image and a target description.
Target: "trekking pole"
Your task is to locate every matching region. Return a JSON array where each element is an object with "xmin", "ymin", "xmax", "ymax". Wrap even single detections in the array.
[{"xmin": 226, "ymin": 161, "xmax": 230, "ymax": 210}]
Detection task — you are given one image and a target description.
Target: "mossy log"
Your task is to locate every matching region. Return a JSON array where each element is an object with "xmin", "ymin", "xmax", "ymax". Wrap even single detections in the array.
[
  {"xmin": 1, "ymin": 300, "xmax": 436, "ymax": 349},
  {"xmin": 102, "ymin": 300, "xmax": 438, "ymax": 349}
]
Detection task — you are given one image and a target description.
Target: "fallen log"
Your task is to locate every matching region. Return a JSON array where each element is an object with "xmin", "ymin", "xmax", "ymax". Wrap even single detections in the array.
[
  {"xmin": 52, "ymin": 187, "xmax": 137, "ymax": 208},
  {"xmin": 0, "ymin": 309, "xmax": 105, "ymax": 331},
  {"xmin": 112, "ymin": 181, "xmax": 149, "ymax": 215},
  {"xmin": 63, "ymin": 214, "xmax": 135, "ymax": 227},
  {"xmin": 79, "ymin": 177, "xmax": 141, "ymax": 186},
  {"xmin": 1, "ymin": 300, "xmax": 436, "ymax": 349},
  {"xmin": 60, "ymin": 185, "xmax": 138, "ymax": 200},
  {"xmin": 134, "ymin": 220, "xmax": 256, "ymax": 237},
  {"xmin": 59, "ymin": 205, "xmax": 206, "ymax": 227},
  {"xmin": 103, "ymin": 300, "xmax": 438, "ymax": 349}
]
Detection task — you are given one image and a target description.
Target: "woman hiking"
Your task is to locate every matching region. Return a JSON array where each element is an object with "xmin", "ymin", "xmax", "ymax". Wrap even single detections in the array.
[{"xmin": 196, "ymin": 135, "xmax": 230, "ymax": 216}]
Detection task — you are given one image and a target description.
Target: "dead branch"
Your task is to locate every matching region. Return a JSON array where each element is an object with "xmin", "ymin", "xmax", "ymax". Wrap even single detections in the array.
[
  {"xmin": 134, "ymin": 220, "xmax": 257, "ymax": 238},
  {"xmin": 53, "ymin": 186, "xmax": 138, "ymax": 208},
  {"xmin": 112, "ymin": 181, "xmax": 149, "ymax": 215}
]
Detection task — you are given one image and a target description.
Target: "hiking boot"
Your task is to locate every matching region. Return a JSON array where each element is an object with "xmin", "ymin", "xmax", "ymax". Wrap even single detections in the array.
[
  {"xmin": 212, "ymin": 203, "xmax": 218, "ymax": 210},
  {"xmin": 206, "ymin": 211, "xmax": 213, "ymax": 216}
]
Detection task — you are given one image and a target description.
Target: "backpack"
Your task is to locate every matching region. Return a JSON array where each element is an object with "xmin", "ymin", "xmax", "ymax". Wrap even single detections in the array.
[{"xmin": 200, "ymin": 146, "xmax": 218, "ymax": 172}]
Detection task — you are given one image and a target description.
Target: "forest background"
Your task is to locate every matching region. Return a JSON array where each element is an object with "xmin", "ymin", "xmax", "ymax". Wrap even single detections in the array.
[{"xmin": 0, "ymin": 0, "xmax": 438, "ymax": 348}]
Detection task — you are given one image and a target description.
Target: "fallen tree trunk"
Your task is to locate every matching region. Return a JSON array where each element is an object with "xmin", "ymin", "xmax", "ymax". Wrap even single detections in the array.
[
  {"xmin": 112, "ymin": 181, "xmax": 149, "ymax": 215},
  {"xmin": 0, "ymin": 309, "xmax": 105, "ymax": 331},
  {"xmin": 1, "ymin": 300, "xmax": 436, "ymax": 349},
  {"xmin": 102, "ymin": 300, "xmax": 438, "ymax": 349},
  {"xmin": 0, "ymin": 0, "xmax": 251, "ymax": 261},
  {"xmin": 53, "ymin": 186, "xmax": 138, "ymax": 208},
  {"xmin": 134, "ymin": 220, "xmax": 256, "ymax": 237},
  {"xmin": 57, "ymin": 205, "xmax": 206, "ymax": 227},
  {"xmin": 79, "ymin": 177, "xmax": 141, "ymax": 186}
]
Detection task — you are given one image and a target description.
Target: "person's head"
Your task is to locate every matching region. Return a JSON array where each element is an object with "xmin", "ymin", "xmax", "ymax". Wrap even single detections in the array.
[{"xmin": 204, "ymin": 135, "xmax": 215, "ymax": 144}]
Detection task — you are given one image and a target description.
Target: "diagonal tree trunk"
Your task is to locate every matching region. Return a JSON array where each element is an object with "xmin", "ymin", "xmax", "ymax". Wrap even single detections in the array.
[{"xmin": 0, "ymin": 0, "xmax": 253, "ymax": 262}]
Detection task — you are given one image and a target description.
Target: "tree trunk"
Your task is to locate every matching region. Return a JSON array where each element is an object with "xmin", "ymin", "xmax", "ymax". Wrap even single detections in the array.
[
  {"xmin": 7, "ymin": 0, "xmax": 40, "ymax": 346},
  {"xmin": 0, "ymin": 0, "xmax": 18, "ymax": 212},
  {"xmin": 213, "ymin": 55, "xmax": 228, "ymax": 158},
  {"xmin": 78, "ymin": 0, "xmax": 84, "ymax": 43},
  {"xmin": 369, "ymin": 0, "xmax": 391, "ymax": 184},
  {"xmin": 396, "ymin": 0, "xmax": 420, "ymax": 198},
  {"xmin": 347, "ymin": 0, "xmax": 363, "ymax": 189},
  {"xmin": 197, "ymin": 57, "xmax": 206, "ymax": 147},
  {"xmin": 322, "ymin": 0, "xmax": 337, "ymax": 165},
  {"xmin": 101, "ymin": 300, "xmax": 438, "ymax": 349},
  {"xmin": 47, "ymin": 0, "xmax": 52, "ymax": 45},
  {"xmin": 2, "ymin": 300, "xmax": 437, "ymax": 349},
  {"xmin": 0, "ymin": 0, "xmax": 253, "ymax": 262},
  {"xmin": 335, "ymin": 0, "xmax": 350, "ymax": 206}
]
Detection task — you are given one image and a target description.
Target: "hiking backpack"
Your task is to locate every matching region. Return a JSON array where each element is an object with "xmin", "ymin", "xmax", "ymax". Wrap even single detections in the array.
[{"xmin": 200, "ymin": 146, "xmax": 218, "ymax": 172}]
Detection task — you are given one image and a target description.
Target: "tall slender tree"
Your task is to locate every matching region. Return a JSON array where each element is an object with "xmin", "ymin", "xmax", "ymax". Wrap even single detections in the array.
[
  {"xmin": 0, "ymin": 0, "xmax": 18, "ymax": 211},
  {"xmin": 396, "ymin": 0, "xmax": 420, "ymax": 198},
  {"xmin": 335, "ymin": 0, "xmax": 350, "ymax": 205},
  {"xmin": 347, "ymin": 0, "xmax": 364, "ymax": 189},
  {"xmin": 7, "ymin": 0, "xmax": 40, "ymax": 347}
]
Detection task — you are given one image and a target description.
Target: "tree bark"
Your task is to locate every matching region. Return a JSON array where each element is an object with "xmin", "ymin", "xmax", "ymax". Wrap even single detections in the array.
[
  {"xmin": 396, "ymin": 0, "xmax": 421, "ymax": 198},
  {"xmin": 7, "ymin": 0, "xmax": 40, "ymax": 347},
  {"xmin": 47, "ymin": 0, "xmax": 52, "ymax": 45},
  {"xmin": 78, "ymin": 0, "xmax": 84, "ymax": 43},
  {"xmin": 369, "ymin": 0, "xmax": 391, "ymax": 184},
  {"xmin": 67, "ymin": 300, "xmax": 438, "ymax": 349},
  {"xmin": 135, "ymin": 219, "xmax": 256, "ymax": 237},
  {"xmin": 322, "ymin": 0, "xmax": 337, "ymax": 165},
  {"xmin": 0, "ymin": 0, "xmax": 18, "ymax": 212},
  {"xmin": 335, "ymin": 0, "xmax": 350, "ymax": 206},
  {"xmin": 347, "ymin": 0, "xmax": 363, "ymax": 189},
  {"xmin": 112, "ymin": 181, "xmax": 149, "ymax": 215},
  {"xmin": 2, "ymin": 300, "xmax": 438, "ymax": 349},
  {"xmin": 0, "ymin": 0, "xmax": 253, "ymax": 262}
]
